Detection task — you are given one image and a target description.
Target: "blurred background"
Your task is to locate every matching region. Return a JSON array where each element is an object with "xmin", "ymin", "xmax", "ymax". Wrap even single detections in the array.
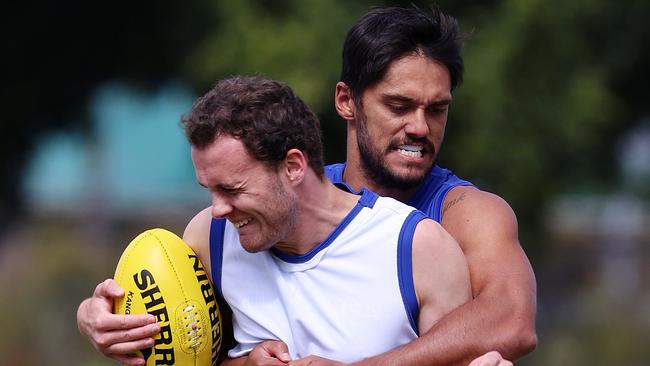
[{"xmin": 1, "ymin": 0, "xmax": 649, "ymax": 365}]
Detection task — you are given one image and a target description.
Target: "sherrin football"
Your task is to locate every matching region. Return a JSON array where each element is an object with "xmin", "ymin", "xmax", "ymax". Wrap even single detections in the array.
[{"xmin": 114, "ymin": 228, "xmax": 222, "ymax": 366}]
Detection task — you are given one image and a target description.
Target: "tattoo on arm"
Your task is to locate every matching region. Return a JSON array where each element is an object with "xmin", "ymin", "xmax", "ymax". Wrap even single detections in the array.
[{"xmin": 442, "ymin": 192, "xmax": 466, "ymax": 217}]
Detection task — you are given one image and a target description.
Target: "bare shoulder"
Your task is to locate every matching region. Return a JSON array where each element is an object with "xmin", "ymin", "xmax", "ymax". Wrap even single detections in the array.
[
  {"xmin": 441, "ymin": 186, "xmax": 535, "ymax": 302},
  {"xmin": 442, "ymin": 186, "xmax": 517, "ymax": 226},
  {"xmin": 183, "ymin": 207, "xmax": 213, "ymax": 272},
  {"xmin": 412, "ymin": 218, "xmax": 472, "ymax": 333},
  {"xmin": 411, "ymin": 219, "xmax": 470, "ymax": 287},
  {"xmin": 441, "ymin": 186, "xmax": 518, "ymax": 251},
  {"xmin": 412, "ymin": 218, "xmax": 464, "ymax": 258}
]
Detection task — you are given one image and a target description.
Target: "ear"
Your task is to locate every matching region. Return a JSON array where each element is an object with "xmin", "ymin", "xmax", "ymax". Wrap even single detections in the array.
[
  {"xmin": 283, "ymin": 148, "xmax": 307, "ymax": 184},
  {"xmin": 335, "ymin": 82, "xmax": 357, "ymax": 122}
]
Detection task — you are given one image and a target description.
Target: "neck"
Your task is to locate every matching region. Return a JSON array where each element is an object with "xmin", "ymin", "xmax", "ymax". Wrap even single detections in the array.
[
  {"xmin": 274, "ymin": 173, "xmax": 359, "ymax": 256},
  {"xmin": 342, "ymin": 160, "xmax": 417, "ymax": 203}
]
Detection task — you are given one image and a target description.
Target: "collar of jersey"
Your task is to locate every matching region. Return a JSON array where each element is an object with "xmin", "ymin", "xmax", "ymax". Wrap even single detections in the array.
[
  {"xmin": 327, "ymin": 162, "xmax": 362, "ymax": 195},
  {"xmin": 329, "ymin": 163, "xmax": 444, "ymax": 206},
  {"xmin": 270, "ymin": 188, "xmax": 378, "ymax": 267}
]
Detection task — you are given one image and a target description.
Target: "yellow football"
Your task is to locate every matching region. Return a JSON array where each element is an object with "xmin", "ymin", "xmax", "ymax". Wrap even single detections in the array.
[{"xmin": 114, "ymin": 228, "xmax": 222, "ymax": 366}]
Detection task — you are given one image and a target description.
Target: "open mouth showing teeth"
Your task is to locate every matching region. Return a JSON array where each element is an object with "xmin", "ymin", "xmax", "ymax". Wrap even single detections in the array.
[
  {"xmin": 234, "ymin": 218, "xmax": 252, "ymax": 228},
  {"xmin": 397, "ymin": 145, "xmax": 423, "ymax": 158}
]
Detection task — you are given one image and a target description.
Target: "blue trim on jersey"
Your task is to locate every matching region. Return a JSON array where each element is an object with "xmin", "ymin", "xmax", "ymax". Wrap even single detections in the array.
[
  {"xmin": 325, "ymin": 162, "xmax": 475, "ymax": 223},
  {"xmin": 397, "ymin": 210, "xmax": 427, "ymax": 334},
  {"xmin": 209, "ymin": 218, "xmax": 227, "ymax": 296},
  {"xmin": 271, "ymin": 189, "xmax": 377, "ymax": 263},
  {"xmin": 324, "ymin": 163, "xmax": 361, "ymax": 194},
  {"xmin": 407, "ymin": 167, "xmax": 474, "ymax": 222},
  {"xmin": 428, "ymin": 182, "xmax": 472, "ymax": 222},
  {"xmin": 357, "ymin": 188, "xmax": 378, "ymax": 208}
]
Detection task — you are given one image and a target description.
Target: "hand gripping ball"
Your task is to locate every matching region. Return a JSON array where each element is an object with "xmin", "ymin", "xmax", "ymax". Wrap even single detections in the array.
[{"xmin": 114, "ymin": 228, "xmax": 222, "ymax": 365}]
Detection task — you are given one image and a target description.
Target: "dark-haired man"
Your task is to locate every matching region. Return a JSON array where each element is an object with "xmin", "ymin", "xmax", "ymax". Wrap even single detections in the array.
[
  {"xmin": 244, "ymin": 5, "xmax": 536, "ymax": 366},
  {"xmin": 77, "ymin": 75, "xmax": 510, "ymax": 366},
  {"xmin": 326, "ymin": 5, "xmax": 537, "ymax": 365}
]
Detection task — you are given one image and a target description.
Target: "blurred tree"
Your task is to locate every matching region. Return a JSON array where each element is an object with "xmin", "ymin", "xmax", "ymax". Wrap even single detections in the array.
[
  {"xmin": 2, "ymin": 0, "xmax": 648, "ymax": 255},
  {"xmin": 184, "ymin": 0, "xmax": 365, "ymax": 110},
  {"xmin": 182, "ymin": 0, "xmax": 372, "ymax": 163},
  {"xmin": 434, "ymin": 0, "xmax": 650, "ymax": 256}
]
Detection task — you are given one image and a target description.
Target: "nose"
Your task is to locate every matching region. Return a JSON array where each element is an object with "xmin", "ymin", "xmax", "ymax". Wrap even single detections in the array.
[
  {"xmin": 404, "ymin": 109, "xmax": 429, "ymax": 138},
  {"xmin": 211, "ymin": 194, "xmax": 233, "ymax": 219}
]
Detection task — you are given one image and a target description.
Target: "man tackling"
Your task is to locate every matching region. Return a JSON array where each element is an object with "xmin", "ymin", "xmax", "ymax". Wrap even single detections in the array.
[
  {"xmin": 78, "ymin": 75, "xmax": 510, "ymax": 366},
  {"xmin": 78, "ymin": 5, "xmax": 536, "ymax": 366}
]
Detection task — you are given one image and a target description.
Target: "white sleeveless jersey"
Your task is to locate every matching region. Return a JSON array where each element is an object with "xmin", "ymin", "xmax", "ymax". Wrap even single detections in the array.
[{"xmin": 209, "ymin": 189, "xmax": 427, "ymax": 362}]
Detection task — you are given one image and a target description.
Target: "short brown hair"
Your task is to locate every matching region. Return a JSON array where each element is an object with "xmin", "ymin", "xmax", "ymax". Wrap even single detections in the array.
[{"xmin": 182, "ymin": 75, "xmax": 324, "ymax": 176}]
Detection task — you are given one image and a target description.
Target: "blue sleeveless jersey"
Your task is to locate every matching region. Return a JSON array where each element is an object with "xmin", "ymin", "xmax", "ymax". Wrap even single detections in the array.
[{"xmin": 324, "ymin": 163, "xmax": 474, "ymax": 222}]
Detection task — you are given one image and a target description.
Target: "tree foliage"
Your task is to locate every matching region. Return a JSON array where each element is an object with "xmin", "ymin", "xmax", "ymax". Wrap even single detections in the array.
[
  {"xmin": 2, "ymin": 0, "xmax": 649, "ymax": 248},
  {"xmin": 440, "ymin": 0, "xmax": 650, "ymax": 251},
  {"xmin": 2, "ymin": 1, "xmax": 649, "ymax": 364}
]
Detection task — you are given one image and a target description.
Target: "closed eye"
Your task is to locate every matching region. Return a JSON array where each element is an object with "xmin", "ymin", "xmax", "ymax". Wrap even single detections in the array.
[
  {"xmin": 426, "ymin": 105, "xmax": 448, "ymax": 114},
  {"xmin": 388, "ymin": 103, "xmax": 411, "ymax": 114},
  {"xmin": 219, "ymin": 186, "xmax": 241, "ymax": 195}
]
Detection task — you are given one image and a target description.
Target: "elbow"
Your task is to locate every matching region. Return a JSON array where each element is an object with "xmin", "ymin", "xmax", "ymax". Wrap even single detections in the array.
[
  {"xmin": 514, "ymin": 323, "xmax": 537, "ymax": 355},
  {"xmin": 502, "ymin": 317, "xmax": 537, "ymax": 360}
]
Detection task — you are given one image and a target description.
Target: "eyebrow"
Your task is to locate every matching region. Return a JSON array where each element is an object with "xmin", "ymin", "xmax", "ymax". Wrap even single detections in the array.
[
  {"xmin": 198, "ymin": 181, "xmax": 243, "ymax": 191},
  {"xmin": 381, "ymin": 93, "xmax": 452, "ymax": 106}
]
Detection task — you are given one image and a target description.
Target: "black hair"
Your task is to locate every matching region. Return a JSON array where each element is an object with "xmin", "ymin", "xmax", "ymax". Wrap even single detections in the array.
[{"xmin": 341, "ymin": 5, "xmax": 464, "ymax": 101}]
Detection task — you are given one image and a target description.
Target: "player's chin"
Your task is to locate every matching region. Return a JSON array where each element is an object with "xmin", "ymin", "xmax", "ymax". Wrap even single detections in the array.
[
  {"xmin": 391, "ymin": 158, "xmax": 431, "ymax": 175},
  {"xmin": 240, "ymin": 237, "xmax": 273, "ymax": 253},
  {"xmin": 391, "ymin": 165, "xmax": 430, "ymax": 185}
]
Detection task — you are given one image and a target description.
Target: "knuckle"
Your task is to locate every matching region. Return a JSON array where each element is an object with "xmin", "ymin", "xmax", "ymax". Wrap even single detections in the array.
[
  {"xmin": 92, "ymin": 317, "xmax": 107, "ymax": 330},
  {"xmin": 118, "ymin": 316, "xmax": 129, "ymax": 329},
  {"xmin": 94, "ymin": 334, "xmax": 109, "ymax": 348}
]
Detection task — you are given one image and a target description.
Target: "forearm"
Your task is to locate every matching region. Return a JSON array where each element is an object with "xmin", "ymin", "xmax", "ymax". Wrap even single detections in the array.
[{"xmin": 352, "ymin": 282, "xmax": 536, "ymax": 366}]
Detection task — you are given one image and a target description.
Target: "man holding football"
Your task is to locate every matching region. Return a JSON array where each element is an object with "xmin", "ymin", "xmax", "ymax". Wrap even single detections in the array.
[
  {"xmin": 79, "ymin": 75, "xmax": 509, "ymax": 366},
  {"xmin": 78, "ymin": 4, "xmax": 535, "ymax": 366}
]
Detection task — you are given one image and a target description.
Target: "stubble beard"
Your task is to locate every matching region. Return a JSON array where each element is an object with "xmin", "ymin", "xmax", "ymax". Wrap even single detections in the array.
[
  {"xmin": 242, "ymin": 176, "xmax": 299, "ymax": 253},
  {"xmin": 356, "ymin": 109, "xmax": 434, "ymax": 191}
]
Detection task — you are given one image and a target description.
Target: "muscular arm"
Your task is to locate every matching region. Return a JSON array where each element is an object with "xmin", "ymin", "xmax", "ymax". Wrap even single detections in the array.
[
  {"xmin": 411, "ymin": 218, "xmax": 472, "ymax": 333},
  {"xmin": 351, "ymin": 187, "xmax": 537, "ymax": 366}
]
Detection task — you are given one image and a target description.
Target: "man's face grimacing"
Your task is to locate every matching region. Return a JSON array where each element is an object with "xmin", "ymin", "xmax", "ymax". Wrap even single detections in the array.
[
  {"xmin": 191, "ymin": 135, "xmax": 299, "ymax": 253},
  {"xmin": 356, "ymin": 53, "xmax": 452, "ymax": 189}
]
